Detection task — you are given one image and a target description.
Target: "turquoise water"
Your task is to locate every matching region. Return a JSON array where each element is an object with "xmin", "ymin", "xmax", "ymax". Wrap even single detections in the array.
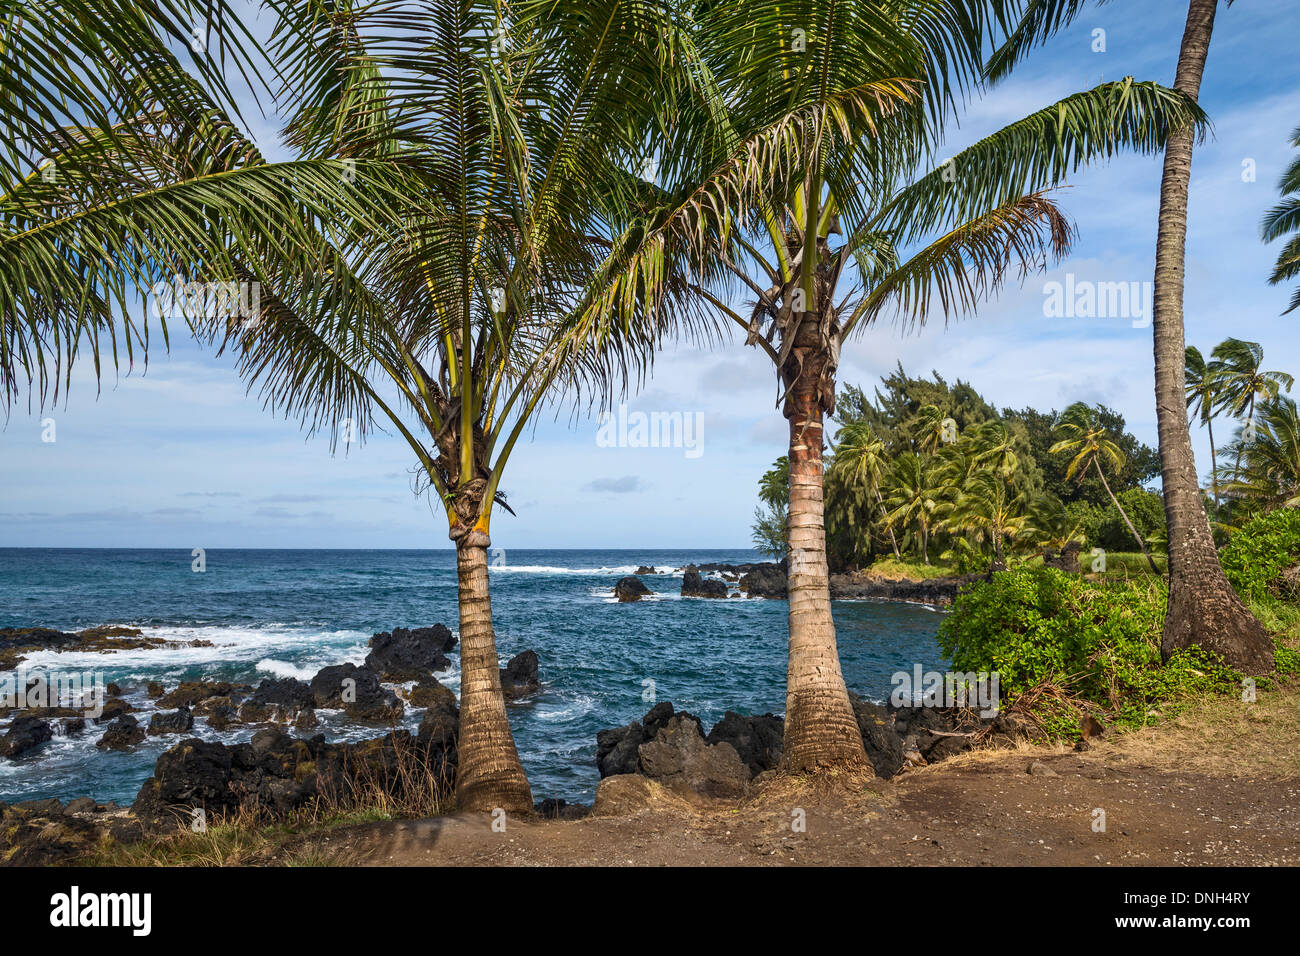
[{"xmin": 0, "ymin": 548, "xmax": 948, "ymax": 805}]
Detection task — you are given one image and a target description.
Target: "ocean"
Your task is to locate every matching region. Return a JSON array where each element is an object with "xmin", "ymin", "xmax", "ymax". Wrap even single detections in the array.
[{"xmin": 0, "ymin": 548, "xmax": 949, "ymax": 805}]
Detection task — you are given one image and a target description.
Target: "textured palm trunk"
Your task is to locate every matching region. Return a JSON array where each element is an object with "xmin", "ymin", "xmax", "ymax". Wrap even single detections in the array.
[
  {"xmin": 779, "ymin": 316, "xmax": 870, "ymax": 773},
  {"xmin": 1207, "ymin": 415, "xmax": 1219, "ymax": 511},
  {"xmin": 1153, "ymin": 0, "xmax": 1273, "ymax": 674},
  {"xmin": 454, "ymin": 538, "xmax": 534, "ymax": 812}
]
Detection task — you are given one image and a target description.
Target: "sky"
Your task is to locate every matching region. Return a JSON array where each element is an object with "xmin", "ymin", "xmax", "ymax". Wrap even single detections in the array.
[{"xmin": 2, "ymin": 0, "xmax": 1298, "ymax": 550}]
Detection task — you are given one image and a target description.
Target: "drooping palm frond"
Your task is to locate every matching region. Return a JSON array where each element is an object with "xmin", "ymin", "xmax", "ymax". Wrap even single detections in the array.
[{"xmin": 1262, "ymin": 125, "xmax": 1300, "ymax": 313}]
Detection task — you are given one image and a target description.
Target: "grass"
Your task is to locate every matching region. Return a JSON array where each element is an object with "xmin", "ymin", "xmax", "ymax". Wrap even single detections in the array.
[{"xmin": 861, "ymin": 557, "xmax": 961, "ymax": 581}]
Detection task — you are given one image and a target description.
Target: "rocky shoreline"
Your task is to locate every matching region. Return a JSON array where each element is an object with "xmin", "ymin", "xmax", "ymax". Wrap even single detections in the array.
[{"xmin": 612, "ymin": 562, "xmax": 981, "ymax": 607}]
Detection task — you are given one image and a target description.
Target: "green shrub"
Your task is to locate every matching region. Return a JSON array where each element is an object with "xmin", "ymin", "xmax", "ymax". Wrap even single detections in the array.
[
  {"xmin": 937, "ymin": 566, "xmax": 1239, "ymax": 736},
  {"xmin": 1220, "ymin": 508, "xmax": 1300, "ymax": 604}
]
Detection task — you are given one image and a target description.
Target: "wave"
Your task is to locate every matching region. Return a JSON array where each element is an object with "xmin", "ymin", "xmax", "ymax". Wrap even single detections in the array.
[{"xmin": 489, "ymin": 564, "xmax": 644, "ymax": 575}]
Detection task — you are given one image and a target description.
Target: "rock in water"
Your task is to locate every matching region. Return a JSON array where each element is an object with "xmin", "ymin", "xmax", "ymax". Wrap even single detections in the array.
[
  {"xmin": 96, "ymin": 715, "xmax": 145, "ymax": 751},
  {"xmin": 0, "ymin": 715, "xmax": 54, "ymax": 758},
  {"xmin": 500, "ymin": 650, "xmax": 540, "ymax": 700},
  {"xmin": 147, "ymin": 707, "xmax": 195, "ymax": 736},
  {"xmin": 738, "ymin": 564, "xmax": 787, "ymax": 599},
  {"xmin": 309, "ymin": 663, "xmax": 403, "ymax": 722},
  {"xmin": 365, "ymin": 625, "xmax": 455, "ymax": 680},
  {"xmin": 681, "ymin": 566, "xmax": 728, "ymax": 599},
  {"xmin": 613, "ymin": 575, "xmax": 652, "ymax": 602},
  {"xmin": 634, "ymin": 566, "xmax": 658, "ymax": 575}
]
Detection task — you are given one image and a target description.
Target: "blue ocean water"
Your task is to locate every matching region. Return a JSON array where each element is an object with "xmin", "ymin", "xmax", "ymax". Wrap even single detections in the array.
[{"xmin": 0, "ymin": 548, "xmax": 948, "ymax": 805}]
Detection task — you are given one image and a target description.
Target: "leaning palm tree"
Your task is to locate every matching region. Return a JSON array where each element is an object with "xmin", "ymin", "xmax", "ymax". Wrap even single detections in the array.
[
  {"xmin": 1185, "ymin": 344, "xmax": 1225, "ymax": 509},
  {"xmin": 591, "ymin": 0, "xmax": 1206, "ymax": 773},
  {"xmin": 990, "ymin": 0, "xmax": 1274, "ymax": 674},
  {"xmin": 1211, "ymin": 337, "xmax": 1294, "ymax": 481},
  {"xmin": 10, "ymin": 0, "xmax": 688, "ymax": 813},
  {"xmin": 0, "ymin": 0, "xmax": 269, "ymax": 407},
  {"xmin": 829, "ymin": 421, "xmax": 900, "ymax": 558},
  {"xmin": 1050, "ymin": 403, "xmax": 1160, "ymax": 574},
  {"xmin": 1262, "ymin": 125, "xmax": 1300, "ymax": 313}
]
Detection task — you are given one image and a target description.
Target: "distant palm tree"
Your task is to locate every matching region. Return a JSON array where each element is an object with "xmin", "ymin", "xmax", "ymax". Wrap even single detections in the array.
[
  {"xmin": 1262, "ymin": 125, "xmax": 1300, "ymax": 313},
  {"xmin": 942, "ymin": 469, "xmax": 1029, "ymax": 571},
  {"xmin": 1184, "ymin": 344, "xmax": 1225, "ymax": 508},
  {"xmin": 991, "ymin": 0, "xmax": 1275, "ymax": 676},
  {"xmin": 830, "ymin": 422, "xmax": 900, "ymax": 558},
  {"xmin": 1211, "ymin": 337, "xmax": 1295, "ymax": 481},
  {"xmin": 1051, "ymin": 403, "xmax": 1160, "ymax": 574},
  {"xmin": 1220, "ymin": 396, "xmax": 1300, "ymax": 512},
  {"xmin": 910, "ymin": 404, "xmax": 950, "ymax": 455},
  {"xmin": 884, "ymin": 453, "xmax": 948, "ymax": 565}
]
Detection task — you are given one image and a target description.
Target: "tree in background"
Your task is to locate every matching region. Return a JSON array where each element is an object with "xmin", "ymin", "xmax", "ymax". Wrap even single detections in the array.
[
  {"xmin": 1050, "ymin": 403, "xmax": 1160, "ymax": 573},
  {"xmin": 1211, "ymin": 337, "xmax": 1294, "ymax": 485},
  {"xmin": 1220, "ymin": 396, "xmax": 1300, "ymax": 513},
  {"xmin": 1185, "ymin": 344, "xmax": 1225, "ymax": 509}
]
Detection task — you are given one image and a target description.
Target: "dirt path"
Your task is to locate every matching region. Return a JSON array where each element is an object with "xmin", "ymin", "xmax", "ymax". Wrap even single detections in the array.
[{"xmin": 287, "ymin": 743, "xmax": 1300, "ymax": 866}]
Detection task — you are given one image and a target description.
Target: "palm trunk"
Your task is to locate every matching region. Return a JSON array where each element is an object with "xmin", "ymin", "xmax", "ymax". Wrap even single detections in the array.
[
  {"xmin": 454, "ymin": 539, "xmax": 534, "ymax": 812},
  {"xmin": 992, "ymin": 528, "xmax": 1006, "ymax": 572},
  {"xmin": 874, "ymin": 482, "xmax": 901, "ymax": 558},
  {"xmin": 779, "ymin": 317, "xmax": 869, "ymax": 773},
  {"xmin": 1094, "ymin": 458, "xmax": 1159, "ymax": 574},
  {"xmin": 1152, "ymin": 0, "xmax": 1273, "ymax": 674},
  {"xmin": 1207, "ymin": 414, "xmax": 1219, "ymax": 511},
  {"xmin": 920, "ymin": 520, "xmax": 930, "ymax": 565}
]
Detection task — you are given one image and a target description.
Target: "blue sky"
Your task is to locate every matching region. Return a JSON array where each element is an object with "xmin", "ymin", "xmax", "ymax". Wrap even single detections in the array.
[{"xmin": 2, "ymin": 0, "xmax": 1298, "ymax": 550}]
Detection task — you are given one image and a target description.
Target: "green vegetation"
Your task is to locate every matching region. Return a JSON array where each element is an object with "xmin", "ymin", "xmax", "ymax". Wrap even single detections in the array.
[{"xmin": 754, "ymin": 365, "xmax": 1164, "ymax": 572}]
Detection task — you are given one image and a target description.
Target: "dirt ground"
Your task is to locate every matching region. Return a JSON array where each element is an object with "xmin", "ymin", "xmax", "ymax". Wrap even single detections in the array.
[{"xmin": 282, "ymin": 686, "xmax": 1300, "ymax": 867}]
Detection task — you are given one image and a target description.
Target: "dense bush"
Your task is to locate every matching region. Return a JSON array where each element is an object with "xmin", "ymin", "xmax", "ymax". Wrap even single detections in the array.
[
  {"xmin": 937, "ymin": 567, "xmax": 1238, "ymax": 735},
  {"xmin": 1220, "ymin": 508, "xmax": 1300, "ymax": 604}
]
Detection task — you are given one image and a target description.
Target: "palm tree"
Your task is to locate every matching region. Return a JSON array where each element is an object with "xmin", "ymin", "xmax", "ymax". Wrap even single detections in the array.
[
  {"xmin": 1262, "ymin": 126, "xmax": 1300, "ymax": 313},
  {"xmin": 942, "ymin": 469, "xmax": 1029, "ymax": 571},
  {"xmin": 1211, "ymin": 337, "xmax": 1295, "ymax": 482},
  {"xmin": 752, "ymin": 456, "xmax": 791, "ymax": 558},
  {"xmin": 592, "ymin": 0, "xmax": 1205, "ymax": 773},
  {"xmin": 830, "ymin": 421, "xmax": 900, "ymax": 558},
  {"xmin": 884, "ymin": 452, "xmax": 948, "ymax": 565},
  {"xmin": 1185, "ymin": 344, "xmax": 1225, "ymax": 508},
  {"xmin": 990, "ymin": 0, "xmax": 1275, "ymax": 676},
  {"xmin": 1050, "ymin": 403, "xmax": 1160, "ymax": 574},
  {"xmin": 9, "ymin": 0, "xmax": 687, "ymax": 812},
  {"xmin": 910, "ymin": 404, "xmax": 951, "ymax": 455},
  {"xmin": 1220, "ymin": 396, "xmax": 1300, "ymax": 512},
  {"xmin": 0, "ymin": 0, "xmax": 268, "ymax": 407}
]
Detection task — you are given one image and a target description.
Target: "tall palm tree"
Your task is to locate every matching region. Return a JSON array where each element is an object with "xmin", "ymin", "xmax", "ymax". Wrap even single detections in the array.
[
  {"xmin": 1184, "ymin": 344, "xmax": 1225, "ymax": 508},
  {"xmin": 8, "ymin": 0, "xmax": 688, "ymax": 812},
  {"xmin": 989, "ymin": 0, "xmax": 1274, "ymax": 675},
  {"xmin": 1262, "ymin": 125, "xmax": 1300, "ymax": 313},
  {"xmin": 592, "ymin": 0, "xmax": 1205, "ymax": 773},
  {"xmin": 830, "ymin": 421, "xmax": 900, "ymax": 558},
  {"xmin": 0, "ymin": 0, "xmax": 268, "ymax": 407},
  {"xmin": 1050, "ymin": 402, "xmax": 1160, "ymax": 574},
  {"xmin": 1211, "ymin": 337, "xmax": 1294, "ymax": 481}
]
